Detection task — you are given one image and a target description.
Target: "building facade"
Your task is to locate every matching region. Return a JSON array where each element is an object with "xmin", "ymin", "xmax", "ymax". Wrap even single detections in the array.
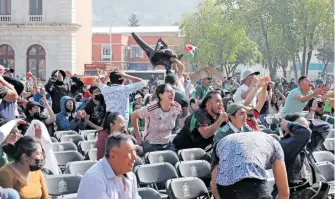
[
  {"xmin": 91, "ymin": 26, "xmax": 191, "ymax": 73},
  {"xmin": 0, "ymin": 0, "xmax": 92, "ymax": 80}
]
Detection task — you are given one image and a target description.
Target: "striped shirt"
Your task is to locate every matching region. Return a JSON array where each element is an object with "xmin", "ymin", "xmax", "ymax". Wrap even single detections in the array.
[{"xmin": 138, "ymin": 101, "xmax": 182, "ymax": 144}]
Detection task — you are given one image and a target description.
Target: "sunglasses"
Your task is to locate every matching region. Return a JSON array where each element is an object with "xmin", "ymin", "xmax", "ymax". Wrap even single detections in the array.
[{"xmin": 205, "ymin": 78, "xmax": 212, "ymax": 81}]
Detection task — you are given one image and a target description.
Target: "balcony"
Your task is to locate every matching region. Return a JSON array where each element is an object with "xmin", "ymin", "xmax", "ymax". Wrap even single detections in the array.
[
  {"xmin": 0, "ymin": 15, "xmax": 11, "ymax": 22},
  {"xmin": 29, "ymin": 15, "xmax": 43, "ymax": 22}
]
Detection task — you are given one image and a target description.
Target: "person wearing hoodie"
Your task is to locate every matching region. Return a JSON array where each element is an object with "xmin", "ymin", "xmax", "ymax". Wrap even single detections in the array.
[
  {"xmin": 45, "ymin": 70, "xmax": 84, "ymax": 114},
  {"xmin": 55, "ymin": 96, "xmax": 87, "ymax": 131}
]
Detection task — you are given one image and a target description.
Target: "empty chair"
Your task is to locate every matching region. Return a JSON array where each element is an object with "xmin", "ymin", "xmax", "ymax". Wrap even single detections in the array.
[
  {"xmin": 135, "ymin": 163, "xmax": 178, "ymax": 185},
  {"xmin": 86, "ymin": 148, "xmax": 97, "ymax": 161},
  {"xmin": 134, "ymin": 156, "xmax": 144, "ymax": 170},
  {"xmin": 145, "ymin": 150, "xmax": 179, "ymax": 166},
  {"xmin": 85, "ymin": 132, "xmax": 97, "ymax": 141},
  {"xmin": 60, "ymin": 134, "xmax": 84, "ymax": 147},
  {"xmin": 136, "ymin": 163, "xmax": 178, "ymax": 198},
  {"xmin": 54, "ymin": 130, "xmax": 77, "ymax": 140},
  {"xmin": 45, "ymin": 174, "xmax": 82, "ymax": 197},
  {"xmin": 322, "ymin": 138, "xmax": 335, "ymax": 153},
  {"xmin": 51, "ymin": 137, "xmax": 58, "ymax": 143},
  {"xmin": 178, "ymin": 148, "xmax": 208, "ymax": 161},
  {"xmin": 166, "ymin": 177, "xmax": 210, "ymax": 199},
  {"xmin": 65, "ymin": 160, "xmax": 96, "ymax": 175},
  {"xmin": 138, "ymin": 187, "xmax": 162, "ymax": 199},
  {"xmin": 176, "ymin": 160, "xmax": 211, "ymax": 181},
  {"xmin": 317, "ymin": 162, "xmax": 335, "ymax": 182},
  {"xmin": 79, "ymin": 130, "xmax": 97, "ymax": 137},
  {"xmin": 313, "ymin": 151, "xmax": 335, "ymax": 164},
  {"xmin": 54, "ymin": 151, "xmax": 83, "ymax": 170},
  {"xmin": 78, "ymin": 140, "xmax": 97, "ymax": 155},
  {"xmin": 52, "ymin": 142, "xmax": 78, "ymax": 152}
]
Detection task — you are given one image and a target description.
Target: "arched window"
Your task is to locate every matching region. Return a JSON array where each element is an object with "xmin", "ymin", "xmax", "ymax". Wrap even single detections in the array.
[
  {"xmin": 27, "ymin": 44, "xmax": 46, "ymax": 80},
  {"xmin": 0, "ymin": 0, "xmax": 11, "ymax": 15},
  {"xmin": 0, "ymin": 44, "xmax": 15, "ymax": 69}
]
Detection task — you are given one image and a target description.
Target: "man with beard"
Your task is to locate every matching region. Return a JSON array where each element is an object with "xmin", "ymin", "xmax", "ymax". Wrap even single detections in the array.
[
  {"xmin": 307, "ymin": 97, "xmax": 334, "ymax": 125},
  {"xmin": 173, "ymin": 91, "xmax": 228, "ymax": 150},
  {"xmin": 56, "ymin": 96, "xmax": 87, "ymax": 131},
  {"xmin": 84, "ymin": 86, "xmax": 106, "ymax": 131}
]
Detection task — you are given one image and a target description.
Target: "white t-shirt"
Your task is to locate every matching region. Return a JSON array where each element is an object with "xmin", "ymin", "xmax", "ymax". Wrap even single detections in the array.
[
  {"xmin": 233, "ymin": 84, "xmax": 258, "ymax": 107},
  {"xmin": 176, "ymin": 77, "xmax": 185, "ymax": 93}
]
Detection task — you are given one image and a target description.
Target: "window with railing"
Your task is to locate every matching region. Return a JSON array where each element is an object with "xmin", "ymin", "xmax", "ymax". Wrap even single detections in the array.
[
  {"xmin": 29, "ymin": 0, "xmax": 42, "ymax": 15},
  {"xmin": 29, "ymin": 0, "xmax": 42, "ymax": 21},
  {"xmin": 0, "ymin": 0, "xmax": 11, "ymax": 22}
]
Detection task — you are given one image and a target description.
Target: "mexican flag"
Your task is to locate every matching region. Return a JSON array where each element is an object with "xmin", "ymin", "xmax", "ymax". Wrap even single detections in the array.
[{"xmin": 184, "ymin": 44, "xmax": 198, "ymax": 57}]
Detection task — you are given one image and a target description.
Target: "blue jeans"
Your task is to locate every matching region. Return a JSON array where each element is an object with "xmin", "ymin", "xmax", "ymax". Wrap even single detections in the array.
[{"xmin": 3, "ymin": 188, "xmax": 20, "ymax": 199}]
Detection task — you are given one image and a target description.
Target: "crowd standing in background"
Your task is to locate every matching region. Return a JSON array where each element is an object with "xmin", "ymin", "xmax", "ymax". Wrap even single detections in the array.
[{"xmin": 0, "ymin": 61, "xmax": 333, "ymax": 199}]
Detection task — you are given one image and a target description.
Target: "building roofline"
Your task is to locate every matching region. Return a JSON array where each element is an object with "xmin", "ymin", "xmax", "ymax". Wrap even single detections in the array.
[{"xmin": 92, "ymin": 26, "xmax": 180, "ymax": 34}]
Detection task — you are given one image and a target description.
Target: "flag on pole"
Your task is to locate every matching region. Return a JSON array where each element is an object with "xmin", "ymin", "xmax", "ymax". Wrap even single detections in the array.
[{"xmin": 184, "ymin": 44, "xmax": 198, "ymax": 57}]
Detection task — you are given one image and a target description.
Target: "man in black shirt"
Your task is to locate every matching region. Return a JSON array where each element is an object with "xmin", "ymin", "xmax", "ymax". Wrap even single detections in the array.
[
  {"xmin": 84, "ymin": 86, "xmax": 106, "ymax": 131},
  {"xmin": 173, "ymin": 91, "xmax": 228, "ymax": 150}
]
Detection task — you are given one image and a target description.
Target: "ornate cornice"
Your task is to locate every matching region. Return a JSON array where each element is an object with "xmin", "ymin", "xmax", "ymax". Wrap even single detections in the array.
[{"xmin": 0, "ymin": 23, "xmax": 82, "ymax": 31}]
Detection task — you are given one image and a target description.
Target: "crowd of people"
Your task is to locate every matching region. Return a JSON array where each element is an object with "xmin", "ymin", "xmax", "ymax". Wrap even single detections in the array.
[{"xmin": 0, "ymin": 58, "xmax": 333, "ymax": 199}]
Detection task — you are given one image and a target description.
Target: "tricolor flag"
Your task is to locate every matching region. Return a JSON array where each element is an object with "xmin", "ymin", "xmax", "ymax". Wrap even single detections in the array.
[{"xmin": 184, "ymin": 44, "xmax": 198, "ymax": 57}]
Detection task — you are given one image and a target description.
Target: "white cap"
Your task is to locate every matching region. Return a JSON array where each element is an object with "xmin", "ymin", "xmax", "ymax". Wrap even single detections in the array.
[{"xmin": 242, "ymin": 69, "xmax": 260, "ymax": 80}]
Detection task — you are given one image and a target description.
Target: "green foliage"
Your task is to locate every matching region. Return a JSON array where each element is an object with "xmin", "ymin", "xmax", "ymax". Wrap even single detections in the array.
[{"xmin": 180, "ymin": 0, "xmax": 261, "ymax": 76}]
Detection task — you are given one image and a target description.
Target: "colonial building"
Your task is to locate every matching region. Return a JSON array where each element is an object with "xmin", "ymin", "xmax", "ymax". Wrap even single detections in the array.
[
  {"xmin": 90, "ymin": 26, "xmax": 192, "ymax": 73},
  {"xmin": 0, "ymin": 0, "xmax": 92, "ymax": 80}
]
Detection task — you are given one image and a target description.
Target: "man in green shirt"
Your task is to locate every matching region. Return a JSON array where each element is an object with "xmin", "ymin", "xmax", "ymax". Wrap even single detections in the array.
[
  {"xmin": 307, "ymin": 97, "xmax": 334, "ymax": 126},
  {"xmin": 214, "ymin": 102, "xmax": 253, "ymax": 142},
  {"xmin": 191, "ymin": 77, "xmax": 213, "ymax": 101}
]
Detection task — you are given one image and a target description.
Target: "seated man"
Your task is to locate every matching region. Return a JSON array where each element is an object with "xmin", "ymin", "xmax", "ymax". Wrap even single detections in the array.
[
  {"xmin": 213, "ymin": 102, "xmax": 253, "ymax": 143},
  {"xmin": 307, "ymin": 97, "xmax": 334, "ymax": 126},
  {"xmin": 56, "ymin": 96, "xmax": 86, "ymax": 131}
]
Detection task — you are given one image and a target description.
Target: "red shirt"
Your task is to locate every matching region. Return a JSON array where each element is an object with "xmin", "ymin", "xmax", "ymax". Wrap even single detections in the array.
[
  {"xmin": 96, "ymin": 130, "xmax": 109, "ymax": 160},
  {"xmin": 246, "ymin": 109, "xmax": 260, "ymax": 131}
]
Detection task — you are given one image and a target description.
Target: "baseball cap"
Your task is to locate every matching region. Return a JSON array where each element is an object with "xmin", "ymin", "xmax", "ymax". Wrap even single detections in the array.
[
  {"xmin": 226, "ymin": 102, "xmax": 252, "ymax": 115},
  {"xmin": 242, "ymin": 69, "xmax": 260, "ymax": 80}
]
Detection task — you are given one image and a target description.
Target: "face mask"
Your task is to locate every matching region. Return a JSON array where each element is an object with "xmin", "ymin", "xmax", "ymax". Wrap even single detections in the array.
[
  {"xmin": 55, "ymin": 80, "xmax": 64, "ymax": 85},
  {"xmin": 94, "ymin": 94, "xmax": 103, "ymax": 101},
  {"xmin": 29, "ymin": 158, "xmax": 43, "ymax": 171}
]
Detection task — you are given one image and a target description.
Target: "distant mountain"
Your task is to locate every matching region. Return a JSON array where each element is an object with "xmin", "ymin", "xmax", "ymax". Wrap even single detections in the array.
[{"xmin": 92, "ymin": 0, "xmax": 197, "ymax": 26}]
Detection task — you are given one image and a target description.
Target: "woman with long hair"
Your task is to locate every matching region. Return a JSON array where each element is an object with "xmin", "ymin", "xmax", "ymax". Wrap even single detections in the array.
[
  {"xmin": 0, "ymin": 136, "xmax": 49, "ymax": 199},
  {"xmin": 269, "ymin": 89, "xmax": 286, "ymax": 114},
  {"xmin": 131, "ymin": 84, "xmax": 182, "ymax": 153},
  {"xmin": 96, "ymin": 112, "xmax": 136, "ymax": 160}
]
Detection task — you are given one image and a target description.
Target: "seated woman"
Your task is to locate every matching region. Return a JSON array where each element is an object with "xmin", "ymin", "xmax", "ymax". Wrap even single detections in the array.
[
  {"xmin": 96, "ymin": 112, "xmax": 136, "ymax": 160},
  {"xmin": 0, "ymin": 136, "xmax": 49, "ymax": 199},
  {"xmin": 25, "ymin": 120, "xmax": 59, "ymax": 175}
]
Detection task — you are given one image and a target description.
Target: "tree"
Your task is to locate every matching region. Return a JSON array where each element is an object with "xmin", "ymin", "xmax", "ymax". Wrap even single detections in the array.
[
  {"xmin": 128, "ymin": 13, "xmax": 140, "ymax": 27},
  {"xmin": 315, "ymin": 41, "xmax": 334, "ymax": 73},
  {"xmin": 180, "ymin": 0, "xmax": 261, "ymax": 76}
]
